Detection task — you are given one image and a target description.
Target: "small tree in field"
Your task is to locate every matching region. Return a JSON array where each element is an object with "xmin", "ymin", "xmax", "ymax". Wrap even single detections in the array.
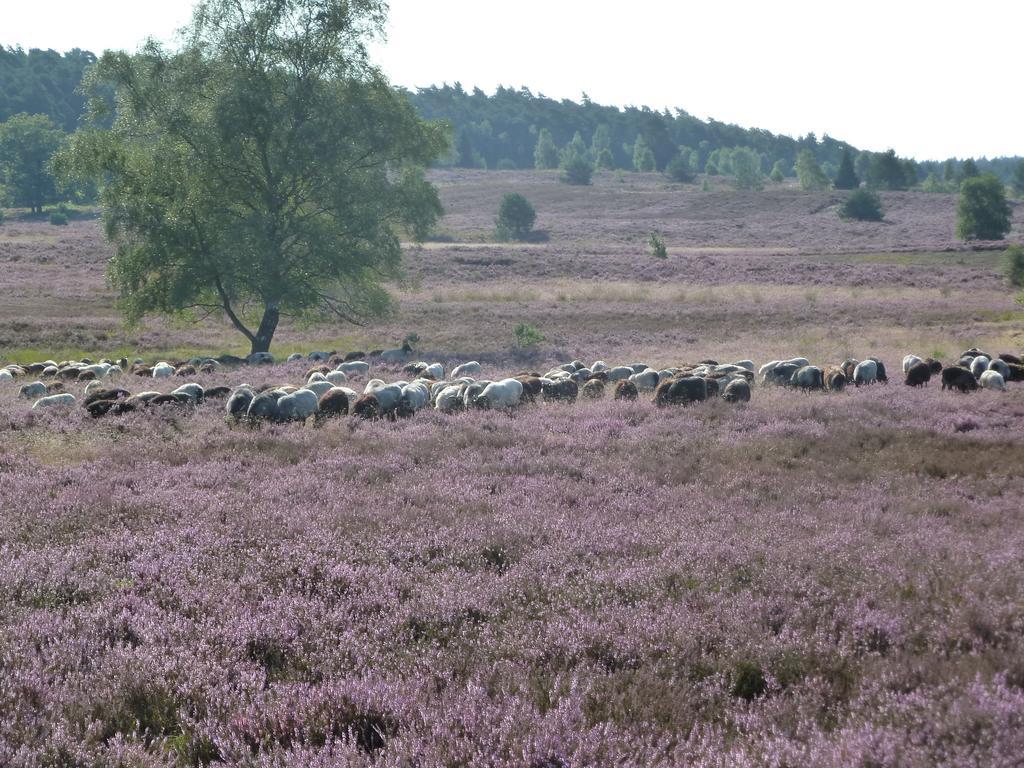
[
  {"xmin": 1004, "ymin": 244, "xmax": 1024, "ymax": 288},
  {"xmin": 1012, "ymin": 160, "xmax": 1024, "ymax": 196},
  {"xmin": 648, "ymin": 232, "xmax": 667, "ymax": 258},
  {"xmin": 533, "ymin": 128, "xmax": 559, "ymax": 170},
  {"xmin": 834, "ymin": 148, "xmax": 859, "ymax": 190},
  {"xmin": 513, "ymin": 323, "xmax": 544, "ymax": 348},
  {"xmin": 795, "ymin": 149, "xmax": 829, "ymax": 191},
  {"xmin": 560, "ymin": 153, "xmax": 593, "ymax": 185},
  {"xmin": 495, "ymin": 193, "xmax": 536, "ymax": 241},
  {"xmin": 769, "ymin": 160, "xmax": 787, "ymax": 183},
  {"xmin": 633, "ymin": 135, "xmax": 655, "ymax": 172},
  {"xmin": 839, "ymin": 188, "xmax": 884, "ymax": 222},
  {"xmin": 665, "ymin": 151, "xmax": 694, "ymax": 183},
  {"xmin": 0, "ymin": 113, "xmax": 65, "ymax": 214},
  {"xmin": 595, "ymin": 148, "xmax": 615, "ymax": 170},
  {"xmin": 960, "ymin": 158, "xmax": 980, "ymax": 180},
  {"xmin": 731, "ymin": 148, "xmax": 763, "ymax": 190},
  {"xmin": 957, "ymin": 174, "xmax": 1011, "ymax": 241}
]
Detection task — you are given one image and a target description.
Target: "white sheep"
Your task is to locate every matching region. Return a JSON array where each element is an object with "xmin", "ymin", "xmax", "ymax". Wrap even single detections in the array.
[
  {"xmin": 970, "ymin": 356, "xmax": 991, "ymax": 379},
  {"xmin": 337, "ymin": 360, "xmax": 370, "ymax": 376},
  {"xmin": 152, "ymin": 362, "xmax": 175, "ymax": 378},
  {"xmin": 171, "ymin": 383, "xmax": 204, "ymax": 403},
  {"xmin": 325, "ymin": 370, "xmax": 348, "ymax": 385},
  {"xmin": 32, "ymin": 393, "xmax": 76, "ymax": 409},
  {"xmin": 476, "ymin": 378, "xmax": 524, "ymax": 410},
  {"xmin": 605, "ymin": 366, "xmax": 634, "ymax": 382},
  {"xmin": 401, "ymin": 381, "xmax": 431, "ymax": 412},
  {"xmin": 988, "ymin": 359, "xmax": 1011, "ymax": 379},
  {"xmin": 304, "ymin": 380, "xmax": 335, "ymax": 398},
  {"xmin": 424, "ymin": 363, "xmax": 445, "ymax": 380},
  {"xmin": 853, "ymin": 359, "xmax": 877, "ymax": 386},
  {"xmin": 1, "ymin": 369, "xmax": 16, "ymax": 383},
  {"xmin": 435, "ymin": 384, "xmax": 465, "ymax": 413},
  {"xmin": 902, "ymin": 354, "xmax": 923, "ymax": 373},
  {"xmin": 451, "ymin": 361, "xmax": 481, "ymax": 378},
  {"xmin": 629, "ymin": 369, "xmax": 660, "ymax": 391},
  {"xmin": 980, "ymin": 370, "xmax": 1006, "ymax": 391},
  {"xmin": 277, "ymin": 388, "xmax": 320, "ymax": 421},
  {"xmin": 19, "ymin": 381, "xmax": 47, "ymax": 399}
]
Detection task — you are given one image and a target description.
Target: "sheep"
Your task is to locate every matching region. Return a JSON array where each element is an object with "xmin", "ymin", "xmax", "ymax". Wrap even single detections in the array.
[
  {"xmin": 352, "ymin": 393, "xmax": 382, "ymax": 419},
  {"xmin": 380, "ymin": 341, "xmax": 414, "ymax": 364},
  {"xmin": 365, "ymin": 382, "xmax": 405, "ymax": 417},
  {"xmin": 629, "ymin": 369, "xmax": 660, "ymax": 391},
  {"xmin": 325, "ymin": 370, "xmax": 349, "ymax": 386},
  {"xmin": 541, "ymin": 378, "xmax": 578, "ymax": 403},
  {"xmin": 344, "ymin": 351, "xmax": 366, "ymax": 361},
  {"xmin": 732, "ymin": 360, "xmax": 755, "ymax": 373},
  {"xmin": 988, "ymin": 358, "xmax": 1011, "ymax": 380},
  {"xmin": 580, "ymin": 379, "xmax": 606, "ymax": 399},
  {"xmin": 902, "ymin": 354, "xmax": 923, "ymax": 373},
  {"xmin": 904, "ymin": 361, "xmax": 932, "ymax": 387},
  {"xmin": 758, "ymin": 360, "xmax": 782, "ymax": 383},
  {"xmin": 19, "ymin": 381, "xmax": 48, "ymax": 399},
  {"xmin": 853, "ymin": 360, "xmax": 877, "ymax": 387},
  {"xmin": 824, "ymin": 366, "xmax": 847, "ymax": 392},
  {"xmin": 654, "ymin": 376, "xmax": 707, "ymax": 407},
  {"xmin": 998, "ymin": 353, "xmax": 1022, "ymax": 365},
  {"xmin": 337, "ymin": 360, "xmax": 370, "ymax": 376},
  {"xmin": 316, "ymin": 387, "xmax": 350, "ymax": 420},
  {"xmin": 152, "ymin": 362, "xmax": 175, "ymax": 378},
  {"xmin": 32, "ymin": 393, "xmax": 77, "ymax": 409},
  {"xmin": 400, "ymin": 381, "xmax": 431, "ymax": 414},
  {"xmin": 149, "ymin": 393, "xmax": 192, "ymax": 407},
  {"xmin": 765, "ymin": 363, "xmax": 800, "ymax": 386},
  {"xmin": 941, "ymin": 366, "xmax": 978, "ymax": 393},
  {"xmin": 605, "ymin": 366, "xmax": 634, "ymax": 382},
  {"xmin": 979, "ymin": 370, "xmax": 1006, "ymax": 391},
  {"xmin": 870, "ymin": 358, "xmax": 889, "ymax": 383},
  {"xmin": 514, "ymin": 375, "xmax": 543, "ymax": 403},
  {"xmin": 782, "ymin": 357, "xmax": 810, "ymax": 368},
  {"xmin": 83, "ymin": 388, "xmax": 131, "ymax": 407},
  {"xmin": 304, "ymin": 380, "xmax": 336, "ymax": 399},
  {"xmin": 614, "ymin": 379, "xmax": 639, "ymax": 401},
  {"xmin": 790, "ymin": 365, "xmax": 824, "ymax": 391},
  {"xmin": 308, "ymin": 351, "xmax": 332, "ymax": 362},
  {"xmin": 171, "ymin": 383, "xmax": 205, "ymax": 404},
  {"xmin": 476, "ymin": 378, "xmax": 524, "ymax": 410},
  {"xmin": 703, "ymin": 377, "xmax": 720, "ymax": 397},
  {"xmin": 722, "ymin": 378, "xmax": 751, "ymax": 403},
  {"xmin": 247, "ymin": 352, "xmax": 275, "ymax": 365},
  {"xmin": 246, "ymin": 391, "xmax": 285, "ymax": 421},
  {"xmin": 435, "ymin": 384, "xmax": 466, "ymax": 414},
  {"xmin": 590, "ymin": 361, "xmax": 608, "ymax": 373},
  {"xmin": 462, "ymin": 381, "xmax": 490, "ymax": 409},
  {"xmin": 1006, "ymin": 363, "xmax": 1024, "ymax": 382},
  {"xmin": 925, "ymin": 358, "xmax": 944, "ymax": 375},
  {"xmin": 969, "ymin": 356, "xmax": 991, "ymax": 379},
  {"xmin": 841, "ymin": 359, "xmax": 859, "ymax": 381},
  {"xmin": 424, "ymin": 363, "xmax": 445, "ymax": 380},
  {"xmin": 287, "ymin": 353, "xmax": 304, "ymax": 362},
  {"xmin": 204, "ymin": 386, "xmax": 232, "ymax": 399},
  {"xmin": 0, "ymin": 369, "xmax": 15, "ymax": 382},
  {"xmin": 277, "ymin": 389, "xmax": 320, "ymax": 422},
  {"xmin": 452, "ymin": 361, "xmax": 482, "ymax": 378},
  {"xmin": 403, "ymin": 361, "xmax": 428, "ymax": 377}
]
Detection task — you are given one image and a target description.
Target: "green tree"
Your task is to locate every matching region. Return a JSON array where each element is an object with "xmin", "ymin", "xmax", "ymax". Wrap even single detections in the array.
[
  {"xmin": 633, "ymin": 134, "xmax": 655, "ymax": 172},
  {"xmin": 533, "ymin": 128, "xmax": 559, "ymax": 169},
  {"xmin": 839, "ymin": 188, "xmax": 884, "ymax": 221},
  {"xmin": 560, "ymin": 153, "xmax": 593, "ymax": 185},
  {"xmin": 960, "ymin": 158, "xmax": 980, "ymax": 180},
  {"xmin": 834, "ymin": 148, "xmax": 859, "ymax": 190},
  {"xmin": 956, "ymin": 174, "xmax": 1012, "ymax": 241},
  {"xmin": 943, "ymin": 159, "xmax": 957, "ymax": 185},
  {"xmin": 902, "ymin": 159, "xmax": 919, "ymax": 188},
  {"xmin": 494, "ymin": 193, "xmax": 536, "ymax": 241},
  {"xmin": 795, "ymin": 149, "xmax": 829, "ymax": 191},
  {"xmin": 590, "ymin": 124, "xmax": 611, "ymax": 159},
  {"xmin": 769, "ymin": 159, "xmax": 787, "ymax": 183},
  {"xmin": 867, "ymin": 149, "xmax": 908, "ymax": 190},
  {"xmin": 665, "ymin": 150, "xmax": 694, "ymax": 183},
  {"xmin": 61, "ymin": 0, "xmax": 446, "ymax": 355},
  {"xmin": 1011, "ymin": 159, "xmax": 1024, "ymax": 196},
  {"xmin": 1004, "ymin": 244, "xmax": 1024, "ymax": 288},
  {"xmin": 0, "ymin": 113, "xmax": 64, "ymax": 213},
  {"xmin": 731, "ymin": 147, "xmax": 763, "ymax": 190},
  {"xmin": 564, "ymin": 130, "xmax": 588, "ymax": 162},
  {"xmin": 595, "ymin": 148, "xmax": 615, "ymax": 170}
]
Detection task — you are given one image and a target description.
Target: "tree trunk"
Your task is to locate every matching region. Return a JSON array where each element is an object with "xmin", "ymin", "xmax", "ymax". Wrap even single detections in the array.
[{"xmin": 250, "ymin": 304, "xmax": 280, "ymax": 354}]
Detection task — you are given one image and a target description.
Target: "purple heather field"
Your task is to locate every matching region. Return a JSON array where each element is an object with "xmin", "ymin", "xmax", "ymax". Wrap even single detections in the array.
[{"xmin": 1, "ymin": 170, "xmax": 1023, "ymax": 766}]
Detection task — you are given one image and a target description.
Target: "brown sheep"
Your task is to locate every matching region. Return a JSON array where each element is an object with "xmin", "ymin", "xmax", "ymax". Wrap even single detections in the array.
[
  {"xmin": 316, "ymin": 388, "xmax": 350, "ymax": 423},
  {"xmin": 904, "ymin": 361, "xmax": 932, "ymax": 387},
  {"xmin": 941, "ymin": 366, "xmax": 978, "ymax": 393},
  {"xmin": 514, "ymin": 375, "xmax": 543, "ymax": 403},
  {"xmin": 703, "ymin": 377, "xmax": 720, "ymax": 397},
  {"xmin": 305, "ymin": 365, "xmax": 332, "ymax": 380},
  {"xmin": 823, "ymin": 366, "xmax": 847, "ymax": 392},
  {"xmin": 1005, "ymin": 363, "xmax": 1024, "ymax": 382},
  {"xmin": 541, "ymin": 378, "xmax": 578, "ymax": 403},
  {"xmin": 654, "ymin": 376, "xmax": 708, "ymax": 407},
  {"xmin": 83, "ymin": 388, "xmax": 131, "ymax": 407},
  {"xmin": 722, "ymin": 378, "xmax": 751, "ymax": 403},
  {"xmin": 352, "ymin": 393, "xmax": 382, "ymax": 420},
  {"xmin": 132, "ymin": 365, "xmax": 154, "ymax": 377},
  {"xmin": 924, "ymin": 358, "xmax": 943, "ymax": 375},
  {"xmin": 614, "ymin": 379, "xmax": 639, "ymax": 401},
  {"xmin": 204, "ymin": 385, "xmax": 232, "ymax": 399},
  {"xmin": 344, "ymin": 351, "xmax": 366, "ymax": 361},
  {"xmin": 580, "ymin": 379, "xmax": 606, "ymax": 399},
  {"xmin": 998, "ymin": 353, "xmax": 1022, "ymax": 365},
  {"xmin": 45, "ymin": 382, "xmax": 66, "ymax": 394},
  {"xmin": 76, "ymin": 369, "xmax": 97, "ymax": 381},
  {"xmin": 175, "ymin": 365, "xmax": 197, "ymax": 377},
  {"xmin": 149, "ymin": 393, "xmax": 193, "ymax": 407}
]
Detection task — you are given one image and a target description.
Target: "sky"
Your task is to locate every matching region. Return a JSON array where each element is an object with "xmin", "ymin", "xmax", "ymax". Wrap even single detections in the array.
[{"xmin": 3, "ymin": 0, "xmax": 1022, "ymax": 161}]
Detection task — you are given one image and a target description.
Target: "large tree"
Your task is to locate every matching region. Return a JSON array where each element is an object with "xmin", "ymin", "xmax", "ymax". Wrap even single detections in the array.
[
  {"xmin": 794, "ymin": 149, "xmax": 829, "ymax": 191},
  {"xmin": 833, "ymin": 147, "xmax": 859, "ymax": 190},
  {"xmin": 0, "ymin": 112, "xmax": 64, "ymax": 213},
  {"xmin": 62, "ymin": 0, "xmax": 446, "ymax": 355},
  {"xmin": 956, "ymin": 174, "xmax": 1012, "ymax": 241}
]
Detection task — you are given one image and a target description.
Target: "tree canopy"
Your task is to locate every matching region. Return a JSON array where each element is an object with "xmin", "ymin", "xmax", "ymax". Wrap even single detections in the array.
[
  {"xmin": 61, "ymin": 0, "xmax": 446, "ymax": 354},
  {"xmin": 834, "ymin": 148, "xmax": 859, "ymax": 190},
  {"xmin": 795, "ymin": 149, "xmax": 829, "ymax": 191},
  {"xmin": 956, "ymin": 174, "xmax": 1012, "ymax": 241},
  {"xmin": 0, "ymin": 112, "xmax": 65, "ymax": 212}
]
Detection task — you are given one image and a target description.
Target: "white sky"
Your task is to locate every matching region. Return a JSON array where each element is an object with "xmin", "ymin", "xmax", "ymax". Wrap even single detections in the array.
[{"xmin": 3, "ymin": 0, "xmax": 1022, "ymax": 160}]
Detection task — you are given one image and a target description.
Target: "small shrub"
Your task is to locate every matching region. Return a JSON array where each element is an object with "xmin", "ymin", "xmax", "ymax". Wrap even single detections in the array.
[
  {"xmin": 957, "ymin": 174, "xmax": 1012, "ymax": 241},
  {"xmin": 513, "ymin": 323, "xmax": 545, "ymax": 348},
  {"xmin": 1005, "ymin": 244, "xmax": 1024, "ymax": 288},
  {"xmin": 596, "ymin": 148, "xmax": 615, "ymax": 170},
  {"xmin": 495, "ymin": 158, "xmax": 517, "ymax": 171},
  {"xmin": 495, "ymin": 193, "xmax": 536, "ymax": 241},
  {"xmin": 648, "ymin": 232, "xmax": 667, "ymax": 259},
  {"xmin": 840, "ymin": 188, "xmax": 884, "ymax": 222},
  {"xmin": 665, "ymin": 153, "xmax": 694, "ymax": 183},
  {"xmin": 701, "ymin": 179, "xmax": 710, "ymax": 192},
  {"xmin": 49, "ymin": 210, "xmax": 69, "ymax": 226},
  {"xmin": 560, "ymin": 155, "xmax": 593, "ymax": 186},
  {"xmin": 730, "ymin": 659, "xmax": 767, "ymax": 700}
]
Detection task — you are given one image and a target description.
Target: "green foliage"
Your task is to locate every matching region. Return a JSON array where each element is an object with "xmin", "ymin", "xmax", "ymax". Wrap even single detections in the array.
[
  {"xmin": 921, "ymin": 173, "xmax": 952, "ymax": 194},
  {"xmin": 0, "ymin": 48, "xmax": 98, "ymax": 131},
  {"xmin": 513, "ymin": 323, "xmax": 545, "ymax": 348},
  {"xmin": 704, "ymin": 159, "xmax": 719, "ymax": 176},
  {"xmin": 839, "ymin": 188, "xmax": 884, "ymax": 222},
  {"xmin": 834, "ymin": 148, "xmax": 859, "ymax": 190},
  {"xmin": 769, "ymin": 160, "xmax": 787, "ymax": 183},
  {"xmin": 1004, "ymin": 244, "xmax": 1024, "ymax": 288},
  {"xmin": 533, "ymin": 128, "xmax": 559, "ymax": 170},
  {"xmin": 590, "ymin": 124, "xmax": 611, "ymax": 161},
  {"xmin": 701, "ymin": 178, "xmax": 710, "ymax": 191},
  {"xmin": 730, "ymin": 660, "xmax": 767, "ymax": 700},
  {"xmin": 61, "ymin": 0, "xmax": 445, "ymax": 355},
  {"xmin": 595, "ymin": 148, "xmax": 615, "ymax": 170},
  {"xmin": 494, "ymin": 193, "xmax": 536, "ymax": 241},
  {"xmin": 0, "ymin": 207, "xmax": 5, "ymax": 225},
  {"xmin": 957, "ymin": 174, "xmax": 1012, "ymax": 241},
  {"xmin": 795, "ymin": 149, "xmax": 829, "ymax": 191},
  {"xmin": 731, "ymin": 147, "xmax": 763, "ymax": 190},
  {"xmin": 0, "ymin": 112, "xmax": 64, "ymax": 213},
  {"xmin": 867, "ymin": 149, "xmax": 909, "ymax": 191},
  {"xmin": 48, "ymin": 209, "xmax": 68, "ymax": 226},
  {"xmin": 961, "ymin": 158, "xmax": 980, "ymax": 179},
  {"xmin": 565, "ymin": 131, "xmax": 588, "ymax": 161},
  {"xmin": 560, "ymin": 153, "xmax": 593, "ymax": 185},
  {"xmin": 665, "ymin": 151, "xmax": 694, "ymax": 183},
  {"xmin": 648, "ymin": 232, "xmax": 667, "ymax": 259},
  {"xmin": 1012, "ymin": 160, "xmax": 1024, "ymax": 195},
  {"xmin": 943, "ymin": 159, "xmax": 957, "ymax": 184},
  {"xmin": 633, "ymin": 135, "xmax": 655, "ymax": 172}
]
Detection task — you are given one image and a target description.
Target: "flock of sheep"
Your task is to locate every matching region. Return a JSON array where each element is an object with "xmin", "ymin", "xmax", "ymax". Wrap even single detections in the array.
[{"xmin": 1, "ymin": 344, "xmax": 1021, "ymax": 424}]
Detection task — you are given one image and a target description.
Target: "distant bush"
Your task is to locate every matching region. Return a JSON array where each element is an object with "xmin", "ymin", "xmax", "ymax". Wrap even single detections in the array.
[
  {"xmin": 1013, "ymin": 159, "xmax": 1024, "ymax": 196},
  {"xmin": 0, "ymin": 208, "xmax": 5, "ymax": 225},
  {"xmin": 49, "ymin": 210, "xmax": 69, "ymax": 226},
  {"xmin": 957, "ymin": 174, "xmax": 1011, "ymax": 241},
  {"xmin": 665, "ymin": 153, "xmax": 694, "ymax": 183},
  {"xmin": 1004, "ymin": 244, "xmax": 1024, "ymax": 288},
  {"xmin": 866, "ymin": 149, "xmax": 908, "ymax": 191},
  {"xmin": 513, "ymin": 323, "xmax": 544, "ymax": 348},
  {"xmin": 560, "ymin": 154, "xmax": 593, "ymax": 186},
  {"xmin": 648, "ymin": 232, "xmax": 667, "ymax": 259},
  {"xmin": 595, "ymin": 148, "xmax": 615, "ymax": 170},
  {"xmin": 633, "ymin": 135, "xmax": 655, "ymax": 172},
  {"xmin": 795, "ymin": 149, "xmax": 829, "ymax": 191},
  {"xmin": 494, "ymin": 193, "xmax": 536, "ymax": 241},
  {"xmin": 704, "ymin": 159, "xmax": 719, "ymax": 176},
  {"xmin": 731, "ymin": 148, "xmax": 763, "ymax": 190},
  {"xmin": 495, "ymin": 158, "xmax": 517, "ymax": 171},
  {"xmin": 839, "ymin": 188, "xmax": 884, "ymax": 221},
  {"xmin": 833, "ymin": 148, "xmax": 859, "ymax": 190},
  {"xmin": 769, "ymin": 160, "xmax": 786, "ymax": 183},
  {"xmin": 533, "ymin": 128, "xmax": 559, "ymax": 170}
]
